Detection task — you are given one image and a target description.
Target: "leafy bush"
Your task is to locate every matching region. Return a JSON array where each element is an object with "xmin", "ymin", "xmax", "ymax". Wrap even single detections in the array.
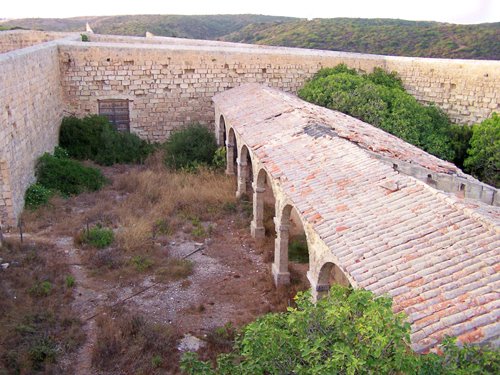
[
  {"xmin": 80, "ymin": 224, "xmax": 114, "ymax": 248},
  {"xmin": 36, "ymin": 153, "xmax": 106, "ymax": 196},
  {"xmin": 298, "ymin": 65, "xmax": 456, "ymax": 161},
  {"xmin": 181, "ymin": 285, "xmax": 500, "ymax": 374},
  {"xmin": 212, "ymin": 146, "xmax": 227, "ymax": 170},
  {"xmin": 24, "ymin": 183, "xmax": 53, "ymax": 210},
  {"xmin": 182, "ymin": 286, "xmax": 417, "ymax": 374},
  {"xmin": 464, "ymin": 113, "xmax": 499, "ymax": 187},
  {"xmin": 59, "ymin": 115, "xmax": 154, "ymax": 166},
  {"xmin": 163, "ymin": 123, "xmax": 218, "ymax": 170}
]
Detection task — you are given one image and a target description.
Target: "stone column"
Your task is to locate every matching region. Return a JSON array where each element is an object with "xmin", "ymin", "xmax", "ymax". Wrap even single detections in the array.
[
  {"xmin": 236, "ymin": 158, "xmax": 247, "ymax": 198},
  {"xmin": 250, "ymin": 183, "xmax": 265, "ymax": 239},
  {"xmin": 272, "ymin": 222, "xmax": 290, "ymax": 286},
  {"xmin": 225, "ymin": 141, "xmax": 235, "ymax": 176},
  {"xmin": 307, "ymin": 270, "xmax": 328, "ymax": 302}
]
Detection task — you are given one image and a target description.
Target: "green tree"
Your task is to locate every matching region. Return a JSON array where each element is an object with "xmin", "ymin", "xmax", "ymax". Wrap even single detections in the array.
[
  {"xmin": 181, "ymin": 286, "xmax": 419, "ymax": 374},
  {"xmin": 464, "ymin": 113, "xmax": 500, "ymax": 187},
  {"xmin": 298, "ymin": 66, "xmax": 456, "ymax": 161}
]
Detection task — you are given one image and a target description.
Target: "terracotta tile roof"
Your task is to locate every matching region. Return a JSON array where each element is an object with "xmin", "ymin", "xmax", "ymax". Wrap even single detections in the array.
[{"xmin": 213, "ymin": 84, "xmax": 500, "ymax": 352}]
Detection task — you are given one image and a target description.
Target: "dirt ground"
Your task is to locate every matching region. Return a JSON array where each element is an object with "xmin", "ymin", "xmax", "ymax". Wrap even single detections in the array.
[{"xmin": 5, "ymin": 164, "xmax": 310, "ymax": 374}]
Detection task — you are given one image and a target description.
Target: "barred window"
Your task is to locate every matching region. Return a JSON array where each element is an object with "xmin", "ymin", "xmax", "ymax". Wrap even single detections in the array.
[{"xmin": 98, "ymin": 99, "xmax": 130, "ymax": 132}]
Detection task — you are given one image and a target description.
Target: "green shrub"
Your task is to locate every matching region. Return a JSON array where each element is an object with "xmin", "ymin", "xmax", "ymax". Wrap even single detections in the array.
[
  {"xmin": 181, "ymin": 286, "xmax": 500, "ymax": 374},
  {"xmin": 298, "ymin": 65, "xmax": 457, "ymax": 161},
  {"xmin": 464, "ymin": 113, "xmax": 500, "ymax": 187},
  {"xmin": 53, "ymin": 146, "xmax": 70, "ymax": 159},
  {"xmin": 36, "ymin": 153, "xmax": 106, "ymax": 196},
  {"xmin": 59, "ymin": 115, "xmax": 153, "ymax": 165},
  {"xmin": 449, "ymin": 124, "xmax": 473, "ymax": 169},
  {"xmin": 181, "ymin": 285, "xmax": 418, "ymax": 374},
  {"xmin": 24, "ymin": 183, "xmax": 53, "ymax": 210},
  {"xmin": 80, "ymin": 224, "xmax": 114, "ymax": 248},
  {"xmin": 212, "ymin": 146, "xmax": 227, "ymax": 170},
  {"xmin": 163, "ymin": 124, "xmax": 218, "ymax": 170}
]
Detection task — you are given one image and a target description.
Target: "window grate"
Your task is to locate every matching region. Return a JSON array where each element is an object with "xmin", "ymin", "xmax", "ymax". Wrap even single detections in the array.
[{"xmin": 98, "ymin": 99, "xmax": 130, "ymax": 132}]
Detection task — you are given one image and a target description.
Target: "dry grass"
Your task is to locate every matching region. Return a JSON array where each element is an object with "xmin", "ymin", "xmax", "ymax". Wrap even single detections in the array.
[
  {"xmin": 0, "ymin": 238, "xmax": 84, "ymax": 374},
  {"xmin": 113, "ymin": 152, "xmax": 236, "ymax": 253},
  {"xmin": 92, "ymin": 307, "xmax": 179, "ymax": 374}
]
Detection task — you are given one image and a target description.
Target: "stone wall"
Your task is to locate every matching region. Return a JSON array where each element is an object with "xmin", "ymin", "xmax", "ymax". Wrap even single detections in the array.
[
  {"xmin": 0, "ymin": 30, "xmax": 71, "ymax": 53},
  {"xmin": 61, "ymin": 37, "xmax": 499, "ymax": 143},
  {"xmin": 1, "ymin": 31, "xmax": 499, "ymax": 224},
  {"xmin": 0, "ymin": 41, "xmax": 65, "ymax": 226}
]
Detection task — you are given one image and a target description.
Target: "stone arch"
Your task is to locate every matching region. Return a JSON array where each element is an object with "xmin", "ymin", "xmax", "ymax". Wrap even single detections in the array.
[
  {"xmin": 226, "ymin": 127, "xmax": 237, "ymax": 175},
  {"xmin": 314, "ymin": 261, "xmax": 351, "ymax": 300},
  {"xmin": 237, "ymin": 144, "xmax": 253, "ymax": 198},
  {"xmin": 250, "ymin": 167, "xmax": 276, "ymax": 239},
  {"xmin": 272, "ymin": 203, "xmax": 309, "ymax": 287},
  {"xmin": 217, "ymin": 114, "xmax": 226, "ymax": 147}
]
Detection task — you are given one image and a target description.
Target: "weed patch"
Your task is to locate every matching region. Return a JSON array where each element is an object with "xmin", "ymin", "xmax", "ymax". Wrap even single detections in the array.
[{"xmin": 78, "ymin": 224, "xmax": 114, "ymax": 248}]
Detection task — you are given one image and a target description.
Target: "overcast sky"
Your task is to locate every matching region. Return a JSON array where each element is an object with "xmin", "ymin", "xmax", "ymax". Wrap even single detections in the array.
[{"xmin": 2, "ymin": 0, "xmax": 499, "ymax": 24}]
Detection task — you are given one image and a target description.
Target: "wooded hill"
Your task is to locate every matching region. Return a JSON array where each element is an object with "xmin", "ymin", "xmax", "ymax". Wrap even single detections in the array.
[
  {"xmin": 2, "ymin": 15, "xmax": 499, "ymax": 59},
  {"xmin": 223, "ymin": 18, "xmax": 500, "ymax": 60},
  {"xmin": 0, "ymin": 14, "xmax": 295, "ymax": 40}
]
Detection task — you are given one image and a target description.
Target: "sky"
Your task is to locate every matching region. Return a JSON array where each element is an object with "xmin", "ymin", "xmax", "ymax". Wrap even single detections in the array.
[{"xmin": 1, "ymin": 0, "xmax": 499, "ymax": 24}]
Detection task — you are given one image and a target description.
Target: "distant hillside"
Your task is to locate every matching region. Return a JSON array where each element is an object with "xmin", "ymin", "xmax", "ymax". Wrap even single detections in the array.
[
  {"xmin": 2, "ymin": 15, "xmax": 499, "ymax": 59},
  {"xmin": 224, "ymin": 18, "xmax": 500, "ymax": 60},
  {"xmin": 0, "ymin": 14, "xmax": 297, "ymax": 39}
]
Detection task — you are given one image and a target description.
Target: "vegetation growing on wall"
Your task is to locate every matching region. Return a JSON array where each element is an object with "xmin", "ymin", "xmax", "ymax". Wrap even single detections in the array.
[
  {"xmin": 59, "ymin": 115, "xmax": 154, "ymax": 166},
  {"xmin": 181, "ymin": 285, "xmax": 500, "ymax": 374}
]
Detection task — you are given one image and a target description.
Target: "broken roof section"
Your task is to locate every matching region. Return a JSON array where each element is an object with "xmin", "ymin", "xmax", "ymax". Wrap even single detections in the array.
[{"xmin": 213, "ymin": 84, "xmax": 499, "ymax": 352}]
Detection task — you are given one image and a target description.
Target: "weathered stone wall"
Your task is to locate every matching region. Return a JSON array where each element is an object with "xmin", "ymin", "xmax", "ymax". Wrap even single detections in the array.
[
  {"xmin": 0, "ymin": 30, "xmax": 71, "ymax": 53},
  {"xmin": 1, "ymin": 32, "xmax": 499, "ymax": 224},
  {"xmin": 61, "ymin": 37, "xmax": 499, "ymax": 142},
  {"xmin": 0, "ymin": 41, "xmax": 65, "ymax": 226}
]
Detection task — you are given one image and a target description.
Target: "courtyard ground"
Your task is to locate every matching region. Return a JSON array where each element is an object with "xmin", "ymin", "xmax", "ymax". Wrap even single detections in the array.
[{"xmin": 1, "ymin": 156, "xmax": 309, "ymax": 374}]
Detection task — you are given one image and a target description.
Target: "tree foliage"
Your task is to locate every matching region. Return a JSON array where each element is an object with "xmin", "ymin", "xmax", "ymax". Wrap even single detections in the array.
[
  {"xmin": 181, "ymin": 286, "xmax": 418, "ymax": 374},
  {"xmin": 464, "ymin": 113, "xmax": 500, "ymax": 187},
  {"xmin": 181, "ymin": 286, "xmax": 499, "ymax": 374},
  {"xmin": 298, "ymin": 66, "xmax": 455, "ymax": 161}
]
